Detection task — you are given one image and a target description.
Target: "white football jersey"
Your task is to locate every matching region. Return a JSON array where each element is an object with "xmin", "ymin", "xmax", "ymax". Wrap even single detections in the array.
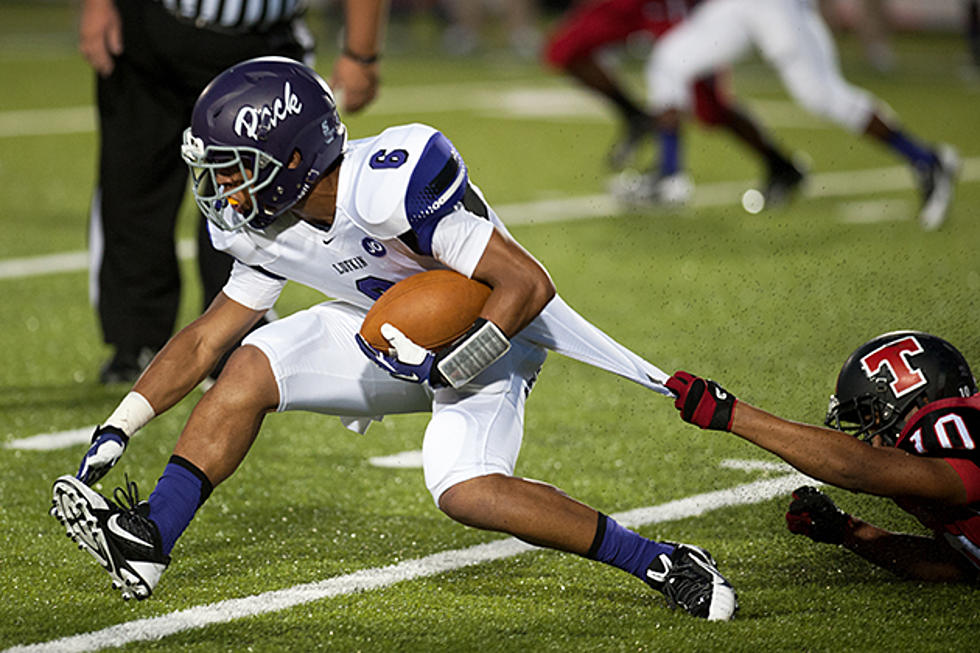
[
  {"xmin": 212, "ymin": 123, "xmax": 670, "ymax": 395},
  {"xmin": 212, "ymin": 123, "xmax": 496, "ymax": 312}
]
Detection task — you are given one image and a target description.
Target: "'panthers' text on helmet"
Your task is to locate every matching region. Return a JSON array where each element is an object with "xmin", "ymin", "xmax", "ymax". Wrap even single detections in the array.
[
  {"xmin": 825, "ymin": 330, "xmax": 977, "ymax": 445},
  {"xmin": 181, "ymin": 56, "xmax": 347, "ymax": 230}
]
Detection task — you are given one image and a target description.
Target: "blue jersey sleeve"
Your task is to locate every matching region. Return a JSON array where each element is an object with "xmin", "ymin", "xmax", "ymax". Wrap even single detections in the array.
[{"xmin": 403, "ymin": 130, "xmax": 468, "ymax": 255}]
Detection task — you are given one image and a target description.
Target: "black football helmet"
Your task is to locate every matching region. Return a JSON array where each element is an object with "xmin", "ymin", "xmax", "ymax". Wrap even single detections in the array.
[{"xmin": 825, "ymin": 331, "xmax": 977, "ymax": 445}]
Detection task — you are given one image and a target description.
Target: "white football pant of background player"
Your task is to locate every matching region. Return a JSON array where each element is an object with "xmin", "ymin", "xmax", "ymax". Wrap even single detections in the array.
[{"xmin": 648, "ymin": 0, "xmax": 874, "ymax": 133}]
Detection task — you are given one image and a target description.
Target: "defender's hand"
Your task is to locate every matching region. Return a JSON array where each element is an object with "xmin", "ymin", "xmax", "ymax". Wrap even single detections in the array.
[
  {"xmin": 356, "ymin": 323, "xmax": 445, "ymax": 386},
  {"xmin": 76, "ymin": 425, "xmax": 129, "ymax": 485},
  {"xmin": 666, "ymin": 371, "xmax": 737, "ymax": 431},
  {"xmin": 786, "ymin": 486, "xmax": 852, "ymax": 545}
]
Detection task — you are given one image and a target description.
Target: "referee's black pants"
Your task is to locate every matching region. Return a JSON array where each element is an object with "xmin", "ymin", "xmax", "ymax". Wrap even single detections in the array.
[{"xmin": 92, "ymin": 0, "xmax": 310, "ymax": 354}]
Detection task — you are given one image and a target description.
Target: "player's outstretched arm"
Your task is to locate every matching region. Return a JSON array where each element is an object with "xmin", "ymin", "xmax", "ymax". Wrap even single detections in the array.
[
  {"xmin": 666, "ymin": 371, "xmax": 969, "ymax": 505},
  {"xmin": 133, "ymin": 292, "xmax": 266, "ymax": 411},
  {"xmin": 75, "ymin": 293, "xmax": 265, "ymax": 484},
  {"xmin": 838, "ymin": 516, "xmax": 975, "ymax": 582},
  {"xmin": 786, "ymin": 486, "xmax": 975, "ymax": 581}
]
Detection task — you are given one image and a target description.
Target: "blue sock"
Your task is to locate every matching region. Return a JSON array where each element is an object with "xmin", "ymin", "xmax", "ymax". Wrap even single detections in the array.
[
  {"xmin": 147, "ymin": 456, "xmax": 213, "ymax": 555},
  {"xmin": 886, "ymin": 130, "xmax": 936, "ymax": 169},
  {"xmin": 658, "ymin": 128, "xmax": 681, "ymax": 177},
  {"xmin": 586, "ymin": 513, "xmax": 675, "ymax": 581}
]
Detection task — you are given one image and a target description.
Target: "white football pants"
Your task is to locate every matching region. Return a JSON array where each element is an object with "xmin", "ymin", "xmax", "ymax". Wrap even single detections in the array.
[
  {"xmin": 243, "ymin": 296, "xmax": 669, "ymax": 504},
  {"xmin": 648, "ymin": 0, "xmax": 875, "ymax": 133}
]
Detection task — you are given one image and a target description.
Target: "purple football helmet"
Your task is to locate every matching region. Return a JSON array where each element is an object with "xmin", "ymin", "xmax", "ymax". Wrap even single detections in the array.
[{"xmin": 181, "ymin": 56, "xmax": 347, "ymax": 230}]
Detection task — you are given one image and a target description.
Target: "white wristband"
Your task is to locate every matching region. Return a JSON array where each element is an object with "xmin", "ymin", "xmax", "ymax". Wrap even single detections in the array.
[
  {"xmin": 104, "ymin": 391, "xmax": 156, "ymax": 437},
  {"xmin": 437, "ymin": 320, "xmax": 510, "ymax": 389}
]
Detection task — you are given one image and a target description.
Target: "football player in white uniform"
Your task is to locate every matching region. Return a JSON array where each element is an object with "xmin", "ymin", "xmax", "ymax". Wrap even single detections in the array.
[
  {"xmin": 50, "ymin": 58, "xmax": 737, "ymax": 620},
  {"xmin": 644, "ymin": 0, "xmax": 959, "ymax": 228}
]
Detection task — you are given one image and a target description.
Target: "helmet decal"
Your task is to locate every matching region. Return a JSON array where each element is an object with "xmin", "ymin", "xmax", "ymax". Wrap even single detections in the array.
[
  {"xmin": 859, "ymin": 335, "xmax": 927, "ymax": 399},
  {"xmin": 234, "ymin": 82, "xmax": 303, "ymax": 142}
]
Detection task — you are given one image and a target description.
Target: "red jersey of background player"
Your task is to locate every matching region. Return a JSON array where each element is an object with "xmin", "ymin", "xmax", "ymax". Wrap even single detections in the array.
[
  {"xmin": 894, "ymin": 393, "xmax": 980, "ymax": 570},
  {"xmin": 544, "ymin": 0, "xmax": 731, "ymax": 126}
]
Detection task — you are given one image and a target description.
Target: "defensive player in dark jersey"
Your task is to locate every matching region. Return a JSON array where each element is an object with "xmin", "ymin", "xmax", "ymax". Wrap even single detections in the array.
[{"xmin": 666, "ymin": 330, "xmax": 980, "ymax": 582}]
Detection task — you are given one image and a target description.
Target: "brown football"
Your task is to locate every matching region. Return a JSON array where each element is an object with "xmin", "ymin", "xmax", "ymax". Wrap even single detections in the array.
[{"xmin": 360, "ymin": 270, "xmax": 492, "ymax": 353}]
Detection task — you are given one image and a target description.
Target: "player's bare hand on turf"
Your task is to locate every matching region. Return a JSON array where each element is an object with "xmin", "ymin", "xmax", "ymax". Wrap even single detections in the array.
[
  {"xmin": 666, "ymin": 371, "xmax": 737, "ymax": 431},
  {"xmin": 76, "ymin": 424, "xmax": 128, "ymax": 485},
  {"xmin": 785, "ymin": 486, "xmax": 852, "ymax": 545},
  {"xmin": 356, "ymin": 323, "xmax": 445, "ymax": 386}
]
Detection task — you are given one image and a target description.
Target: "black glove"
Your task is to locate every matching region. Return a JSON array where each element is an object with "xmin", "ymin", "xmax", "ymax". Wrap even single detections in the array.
[
  {"xmin": 75, "ymin": 425, "xmax": 129, "ymax": 485},
  {"xmin": 666, "ymin": 370, "xmax": 737, "ymax": 431},
  {"xmin": 785, "ymin": 486, "xmax": 852, "ymax": 545}
]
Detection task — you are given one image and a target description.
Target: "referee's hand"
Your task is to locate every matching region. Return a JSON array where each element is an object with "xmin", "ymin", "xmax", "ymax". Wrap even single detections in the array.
[
  {"xmin": 331, "ymin": 55, "xmax": 379, "ymax": 114},
  {"xmin": 79, "ymin": 0, "xmax": 123, "ymax": 77}
]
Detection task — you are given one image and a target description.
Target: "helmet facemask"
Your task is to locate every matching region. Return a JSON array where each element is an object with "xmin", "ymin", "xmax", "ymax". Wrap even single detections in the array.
[
  {"xmin": 182, "ymin": 129, "xmax": 284, "ymax": 231},
  {"xmin": 824, "ymin": 387, "xmax": 924, "ymax": 446}
]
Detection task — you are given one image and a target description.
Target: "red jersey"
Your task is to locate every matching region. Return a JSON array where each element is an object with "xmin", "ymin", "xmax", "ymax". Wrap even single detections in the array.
[
  {"xmin": 894, "ymin": 394, "xmax": 980, "ymax": 571},
  {"xmin": 544, "ymin": 0, "xmax": 732, "ymax": 126}
]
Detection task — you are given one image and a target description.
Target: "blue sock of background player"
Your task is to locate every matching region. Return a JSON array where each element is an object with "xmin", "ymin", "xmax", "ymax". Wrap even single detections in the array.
[
  {"xmin": 885, "ymin": 129, "xmax": 938, "ymax": 169},
  {"xmin": 658, "ymin": 128, "xmax": 681, "ymax": 179}
]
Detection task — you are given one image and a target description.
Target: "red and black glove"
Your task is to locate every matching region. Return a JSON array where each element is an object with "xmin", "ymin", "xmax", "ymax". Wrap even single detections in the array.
[
  {"xmin": 785, "ymin": 486, "xmax": 852, "ymax": 545},
  {"xmin": 666, "ymin": 371, "xmax": 737, "ymax": 431}
]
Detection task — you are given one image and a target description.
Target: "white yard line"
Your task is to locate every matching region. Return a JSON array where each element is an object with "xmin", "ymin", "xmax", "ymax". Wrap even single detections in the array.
[
  {"xmin": 4, "ymin": 465, "xmax": 816, "ymax": 653},
  {"xmin": 3, "ymin": 427, "xmax": 92, "ymax": 451},
  {"xmin": 2, "ymin": 157, "xmax": 977, "ymax": 282},
  {"xmin": 0, "ymin": 87, "xmax": 826, "ymax": 139},
  {"xmin": 368, "ymin": 449, "xmax": 425, "ymax": 468}
]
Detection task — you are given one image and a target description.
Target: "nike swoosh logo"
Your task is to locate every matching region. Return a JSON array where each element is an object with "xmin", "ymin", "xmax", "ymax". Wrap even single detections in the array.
[
  {"xmin": 645, "ymin": 553, "xmax": 671, "ymax": 583},
  {"xmin": 714, "ymin": 388, "xmax": 727, "ymax": 400},
  {"xmin": 107, "ymin": 513, "xmax": 153, "ymax": 549},
  {"xmin": 322, "ymin": 237, "xmax": 335, "ymax": 246}
]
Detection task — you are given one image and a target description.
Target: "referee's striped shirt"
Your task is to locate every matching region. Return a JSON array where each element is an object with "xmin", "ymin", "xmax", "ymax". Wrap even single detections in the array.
[{"xmin": 159, "ymin": 0, "xmax": 307, "ymax": 31}]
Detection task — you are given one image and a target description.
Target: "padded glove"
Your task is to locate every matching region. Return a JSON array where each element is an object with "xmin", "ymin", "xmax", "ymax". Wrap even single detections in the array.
[
  {"xmin": 356, "ymin": 323, "xmax": 446, "ymax": 386},
  {"xmin": 785, "ymin": 485, "xmax": 852, "ymax": 545},
  {"xmin": 666, "ymin": 370, "xmax": 737, "ymax": 431},
  {"xmin": 76, "ymin": 424, "xmax": 129, "ymax": 485}
]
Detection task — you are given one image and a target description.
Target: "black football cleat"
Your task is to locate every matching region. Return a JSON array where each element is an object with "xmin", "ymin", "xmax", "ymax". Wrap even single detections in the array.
[
  {"xmin": 51, "ymin": 475, "xmax": 169, "ymax": 600},
  {"xmin": 645, "ymin": 543, "xmax": 737, "ymax": 620},
  {"xmin": 761, "ymin": 158, "xmax": 806, "ymax": 209},
  {"xmin": 608, "ymin": 113, "xmax": 655, "ymax": 171},
  {"xmin": 917, "ymin": 144, "xmax": 960, "ymax": 231}
]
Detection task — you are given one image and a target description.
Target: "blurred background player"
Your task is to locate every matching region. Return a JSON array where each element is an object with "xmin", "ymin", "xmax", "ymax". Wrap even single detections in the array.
[
  {"xmin": 543, "ymin": 0, "xmax": 806, "ymax": 207},
  {"xmin": 667, "ymin": 331, "xmax": 979, "ymax": 582},
  {"xmin": 440, "ymin": 0, "xmax": 542, "ymax": 58},
  {"xmin": 646, "ymin": 0, "xmax": 960, "ymax": 227},
  {"xmin": 81, "ymin": 0, "xmax": 388, "ymax": 384}
]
